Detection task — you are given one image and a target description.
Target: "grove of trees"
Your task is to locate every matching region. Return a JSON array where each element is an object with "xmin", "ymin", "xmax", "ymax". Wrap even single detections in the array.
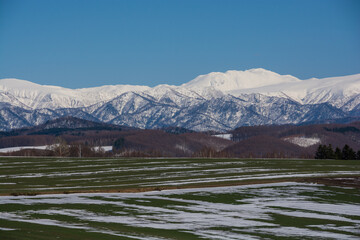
[
  {"xmin": 46, "ymin": 137, "xmax": 110, "ymax": 157},
  {"xmin": 315, "ymin": 144, "xmax": 360, "ymax": 160}
]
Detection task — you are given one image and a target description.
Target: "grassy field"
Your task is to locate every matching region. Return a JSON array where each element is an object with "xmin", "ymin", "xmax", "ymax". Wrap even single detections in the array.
[
  {"xmin": 0, "ymin": 157, "xmax": 359, "ymax": 239},
  {"xmin": 1, "ymin": 157, "xmax": 360, "ymax": 195}
]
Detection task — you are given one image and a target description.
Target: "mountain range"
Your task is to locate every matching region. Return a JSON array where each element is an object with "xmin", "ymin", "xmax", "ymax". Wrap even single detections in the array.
[{"xmin": 1, "ymin": 68, "xmax": 359, "ymax": 131}]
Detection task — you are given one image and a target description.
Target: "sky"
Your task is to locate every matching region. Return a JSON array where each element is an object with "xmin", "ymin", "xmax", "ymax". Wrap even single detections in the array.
[{"xmin": 0, "ymin": 0, "xmax": 359, "ymax": 88}]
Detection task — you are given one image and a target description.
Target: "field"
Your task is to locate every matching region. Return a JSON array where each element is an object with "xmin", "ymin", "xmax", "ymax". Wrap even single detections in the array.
[{"xmin": 0, "ymin": 157, "xmax": 360, "ymax": 239}]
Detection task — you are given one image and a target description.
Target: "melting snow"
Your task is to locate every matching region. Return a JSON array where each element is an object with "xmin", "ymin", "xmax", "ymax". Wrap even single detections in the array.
[
  {"xmin": 0, "ymin": 146, "xmax": 48, "ymax": 153},
  {"xmin": 212, "ymin": 134, "xmax": 232, "ymax": 140},
  {"xmin": 0, "ymin": 182, "xmax": 359, "ymax": 239},
  {"xmin": 284, "ymin": 136, "xmax": 321, "ymax": 147},
  {"xmin": 0, "ymin": 145, "xmax": 112, "ymax": 153}
]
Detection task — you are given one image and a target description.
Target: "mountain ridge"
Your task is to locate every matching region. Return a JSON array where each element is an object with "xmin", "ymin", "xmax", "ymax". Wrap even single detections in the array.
[{"xmin": 1, "ymin": 68, "xmax": 359, "ymax": 131}]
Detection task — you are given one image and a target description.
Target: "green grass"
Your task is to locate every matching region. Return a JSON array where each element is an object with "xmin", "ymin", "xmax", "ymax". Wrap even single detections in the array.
[
  {"xmin": 0, "ymin": 157, "xmax": 359, "ymax": 195},
  {"xmin": 1, "ymin": 183, "xmax": 359, "ymax": 239}
]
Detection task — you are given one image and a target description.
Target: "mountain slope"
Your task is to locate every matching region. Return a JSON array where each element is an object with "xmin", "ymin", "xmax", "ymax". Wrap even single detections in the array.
[
  {"xmin": 229, "ymin": 73, "xmax": 360, "ymax": 108},
  {"xmin": 0, "ymin": 78, "xmax": 150, "ymax": 109},
  {"xmin": 182, "ymin": 68, "xmax": 300, "ymax": 92},
  {"xmin": 0, "ymin": 69, "xmax": 359, "ymax": 131}
]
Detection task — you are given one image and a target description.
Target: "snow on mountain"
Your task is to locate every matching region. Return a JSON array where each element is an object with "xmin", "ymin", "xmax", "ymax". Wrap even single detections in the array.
[
  {"xmin": 283, "ymin": 136, "xmax": 321, "ymax": 148},
  {"xmin": 182, "ymin": 68, "xmax": 300, "ymax": 92},
  {"xmin": 0, "ymin": 78, "xmax": 81, "ymax": 109},
  {"xmin": 0, "ymin": 69, "xmax": 359, "ymax": 131},
  {"xmin": 0, "ymin": 78, "xmax": 150, "ymax": 109},
  {"xmin": 1, "ymin": 69, "xmax": 358, "ymax": 110},
  {"xmin": 229, "ymin": 73, "xmax": 360, "ymax": 109}
]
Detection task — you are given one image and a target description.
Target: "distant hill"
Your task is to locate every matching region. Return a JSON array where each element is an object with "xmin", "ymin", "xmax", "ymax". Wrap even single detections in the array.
[
  {"xmin": 0, "ymin": 116, "xmax": 127, "ymax": 136},
  {"xmin": 227, "ymin": 121, "xmax": 360, "ymax": 158},
  {"xmin": 0, "ymin": 117, "xmax": 232, "ymax": 157},
  {"xmin": 0, "ymin": 117, "xmax": 359, "ymax": 158}
]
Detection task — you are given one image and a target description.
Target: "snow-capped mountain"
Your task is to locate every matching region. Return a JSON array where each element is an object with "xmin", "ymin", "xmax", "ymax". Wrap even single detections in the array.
[
  {"xmin": 182, "ymin": 68, "xmax": 301, "ymax": 92},
  {"xmin": 0, "ymin": 68, "xmax": 359, "ymax": 131},
  {"xmin": 0, "ymin": 78, "xmax": 150, "ymax": 109}
]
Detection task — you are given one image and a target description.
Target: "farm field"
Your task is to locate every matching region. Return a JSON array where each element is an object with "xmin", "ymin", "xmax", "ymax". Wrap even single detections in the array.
[{"xmin": 0, "ymin": 157, "xmax": 360, "ymax": 239}]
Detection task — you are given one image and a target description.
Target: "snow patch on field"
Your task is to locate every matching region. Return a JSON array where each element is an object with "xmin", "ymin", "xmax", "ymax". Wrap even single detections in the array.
[
  {"xmin": 0, "ymin": 182, "xmax": 359, "ymax": 239},
  {"xmin": 0, "ymin": 227, "xmax": 16, "ymax": 231},
  {"xmin": 284, "ymin": 136, "xmax": 321, "ymax": 147},
  {"xmin": 0, "ymin": 146, "xmax": 48, "ymax": 153},
  {"xmin": 0, "ymin": 145, "xmax": 113, "ymax": 153}
]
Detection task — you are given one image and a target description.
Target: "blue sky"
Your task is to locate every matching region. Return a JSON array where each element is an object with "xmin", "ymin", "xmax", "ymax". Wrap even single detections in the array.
[{"xmin": 0, "ymin": 0, "xmax": 359, "ymax": 88}]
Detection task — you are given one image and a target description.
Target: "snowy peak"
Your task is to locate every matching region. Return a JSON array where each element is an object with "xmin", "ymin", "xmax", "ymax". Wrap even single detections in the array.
[
  {"xmin": 0, "ymin": 69, "xmax": 359, "ymax": 114},
  {"xmin": 0, "ymin": 69, "xmax": 360, "ymax": 132},
  {"xmin": 0, "ymin": 78, "xmax": 79, "ymax": 109},
  {"xmin": 228, "ymin": 72, "xmax": 360, "ymax": 106},
  {"xmin": 0, "ymin": 78, "xmax": 71, "ymax": 94},
  {"xmin": 0, "ymin": 78, "xmax": 150, "ymax": 109},
  {"xmin": 0, "ymin": 78, "xmax": 41, "ymax": 89},
  {"xmin": 182, "ymin": 68, "xmax": 300, "ymax": 92}
]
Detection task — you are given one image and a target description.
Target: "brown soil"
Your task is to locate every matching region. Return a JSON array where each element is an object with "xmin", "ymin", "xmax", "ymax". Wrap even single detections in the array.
[
  {"xmin": 300, "ymin": 175, "xmax": 360, "ymax": 189},
  {"xmin": 2, "ymin": 175, "xmax": 359, "ymax": 197}
]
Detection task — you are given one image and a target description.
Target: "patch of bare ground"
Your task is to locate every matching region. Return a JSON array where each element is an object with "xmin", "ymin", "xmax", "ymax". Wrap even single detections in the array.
[
  {"xmin": 300, "ymin": 175, "xmax": 360, "ymax": 189},
  {"xmin": 0, "ymin": 179, "xmax": 295, "ymax": 197},
  {"xmin": 3, "ymin": 175, "xmax": 360, "ymax": 197}
]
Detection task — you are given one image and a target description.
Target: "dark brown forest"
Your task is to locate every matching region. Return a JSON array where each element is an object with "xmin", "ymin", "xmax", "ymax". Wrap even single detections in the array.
[{"xmin": 1, "ymin": 117, "xmax": 360, "ymax": 158}]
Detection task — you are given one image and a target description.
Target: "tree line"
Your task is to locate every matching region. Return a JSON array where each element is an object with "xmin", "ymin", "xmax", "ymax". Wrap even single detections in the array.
[
  {"xmin": 44, "ymin": 137, "xmax": 111, "ymax": 157},
  {"xmin": 315, "ymin": 144, "xmax": 360, "ymax": 160}
]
